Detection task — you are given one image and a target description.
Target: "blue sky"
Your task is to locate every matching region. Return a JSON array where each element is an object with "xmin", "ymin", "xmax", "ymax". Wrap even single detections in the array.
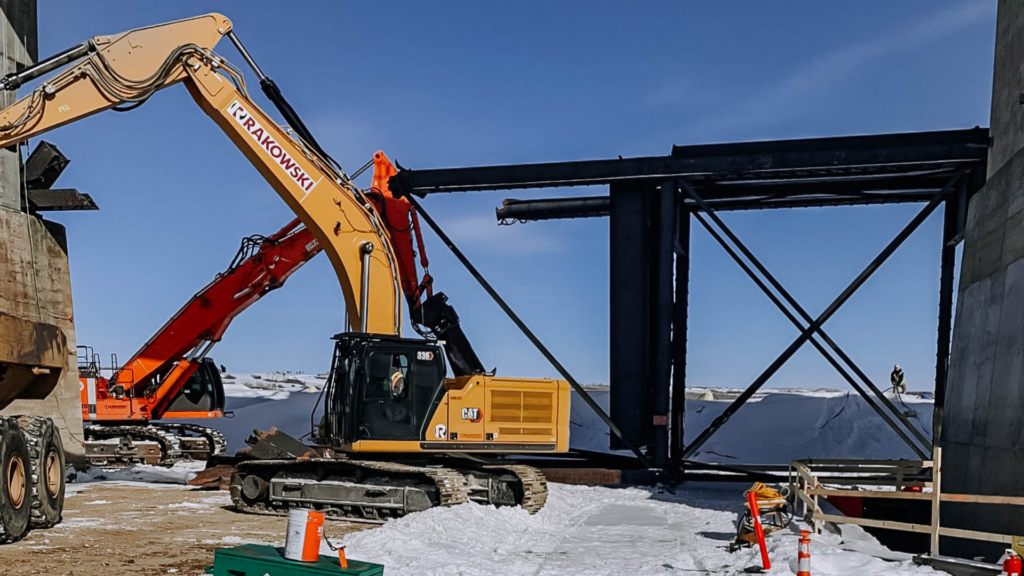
[{"xmin": 34, "ymin": 1, "xmax": 995, "ymax": 390}]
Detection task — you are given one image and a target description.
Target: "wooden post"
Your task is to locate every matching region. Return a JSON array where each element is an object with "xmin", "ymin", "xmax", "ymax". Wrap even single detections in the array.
[
  {"xmin": 802, "ymin": 482, "xmax": 807, "ymax": 520},
  {"xmin": 813, "ymin": 476, "xmax": 822, "ymax": 535},
  {"xmin": 931, "ymin": 447, "xmax": 943, "ymax": 555}
]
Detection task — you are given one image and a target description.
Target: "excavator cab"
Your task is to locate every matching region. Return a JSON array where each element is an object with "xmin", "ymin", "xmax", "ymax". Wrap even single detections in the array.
[
  {"xmin": 165, "ymin": 358, "xmax": 226, "ymax": 416},
  {"xmin": 320, "ymin": 333, "xmax": 447, "ymax": 447}
]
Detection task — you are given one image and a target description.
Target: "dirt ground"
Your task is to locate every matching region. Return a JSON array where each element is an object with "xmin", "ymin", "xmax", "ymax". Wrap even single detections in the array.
[{"xmin": 0, "ymin": 481, "xmax": 371, "ymax": 576}]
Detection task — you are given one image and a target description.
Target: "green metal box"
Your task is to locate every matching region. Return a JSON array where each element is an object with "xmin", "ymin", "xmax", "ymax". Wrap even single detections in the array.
[{"xmin": 206, "ymin": 544, "xmax": 384, "ymax": 576}]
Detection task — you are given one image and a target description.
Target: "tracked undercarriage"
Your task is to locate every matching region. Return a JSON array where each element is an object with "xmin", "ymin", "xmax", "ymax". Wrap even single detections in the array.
[
  {"xmin": 84, "ymin": 423, "xmax": 227, "ymax": 466},
  {"xmin": 228, "ymin": 457, "xmax": 548, "ymax": 522}
]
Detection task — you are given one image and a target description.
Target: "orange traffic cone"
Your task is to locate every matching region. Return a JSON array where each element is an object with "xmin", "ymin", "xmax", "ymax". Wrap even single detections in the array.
[{"xmin": 797, "ymin": 530, "xmax": 811, "ymax": 576}]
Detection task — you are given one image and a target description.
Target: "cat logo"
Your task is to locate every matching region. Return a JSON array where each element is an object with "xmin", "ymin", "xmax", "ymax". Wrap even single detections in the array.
[{"xmin": 461, "ymin": 407, "xmax": 482, "ymax": 423}]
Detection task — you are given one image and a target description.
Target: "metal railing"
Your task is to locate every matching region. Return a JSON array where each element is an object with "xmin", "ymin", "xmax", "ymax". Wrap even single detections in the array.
[{"xmin": 790, "ymin": 448, "xmax": 1024, "ymax": 555}]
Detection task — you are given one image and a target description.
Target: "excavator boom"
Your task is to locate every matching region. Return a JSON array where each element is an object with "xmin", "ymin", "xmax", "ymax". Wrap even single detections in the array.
[
  {"xmin": 86, "ymin": 219, "xmax": 320, "ymax": 419},
  {"xmin": 0, "ymin": 13, "xmax": 401, "ymax": 336},
  {"xmin": 78, "ymin": 219, "xmax": 321, "ymax": 465}
]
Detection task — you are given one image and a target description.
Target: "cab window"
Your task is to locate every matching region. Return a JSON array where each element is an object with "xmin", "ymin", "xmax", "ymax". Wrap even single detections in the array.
[{"xmin": 365, "ymin": 351, "xmax": 410, "ymax": 401}]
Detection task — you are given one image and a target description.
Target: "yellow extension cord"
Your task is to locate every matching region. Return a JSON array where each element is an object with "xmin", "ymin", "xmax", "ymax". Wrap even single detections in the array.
[{"xmin": 744, "ymin": 482, "xmax": 790, "ymax": 510}]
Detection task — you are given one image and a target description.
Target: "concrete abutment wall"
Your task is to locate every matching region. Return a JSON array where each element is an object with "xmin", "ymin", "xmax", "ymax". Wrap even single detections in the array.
[
  {"xmin": 0, "ymin": 0, "xmax": 85, "ymax": 465},
  {"xmin": 940, "ymin": 0, "xmax": 1024, "ymax": 561}
]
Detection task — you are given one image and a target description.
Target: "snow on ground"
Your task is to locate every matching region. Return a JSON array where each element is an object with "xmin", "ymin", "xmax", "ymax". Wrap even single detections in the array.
[
  {"xmin": 73, "ymin": 461, "xmax": 205, "ymax": 485},
  {"xmin": 331, "ymin": 483, "xmax": 945, "ymax": 576},
  {"xmin": 72, "ymin": 376, "xmax": 948, "ymax": 574}
]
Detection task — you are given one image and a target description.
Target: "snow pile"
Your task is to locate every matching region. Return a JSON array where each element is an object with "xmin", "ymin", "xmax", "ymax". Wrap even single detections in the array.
[
  {"xmin": 174, "ymin": 383, "xmax": 935, "ymax": 461},
  {"xmin": 571, "ymin": 390, "xmax": 932, "ymax": 464},
  {"xmin": 686, "ymin": 392, "xmax": 932, "ymax": 463},
  {"xmin": 221, "ymin": 372, "xmax": 326, "ymax": 400},
  {"xmin": 332, "ymin": 483, "xmax": 944, "ymax": 576},
  {"xmin": 73, "ymin": 461, "xmax": 205, "ymax": 485},
  {"xmin": 189, "ymin": 384, "xmax": 935, "ymax": 460}
]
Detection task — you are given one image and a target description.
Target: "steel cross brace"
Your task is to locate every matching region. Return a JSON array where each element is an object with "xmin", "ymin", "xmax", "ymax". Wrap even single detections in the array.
[
  {"xmin": 680, "ymin": 171, "xmax": 967, "ymax": 460},
  {"xmin": 687, "ymin": 210, "xmax": 929, "ymax": 459},
  {"xmin": 681, "ymin": 179, "xmax": 933, "ymax": 457}
]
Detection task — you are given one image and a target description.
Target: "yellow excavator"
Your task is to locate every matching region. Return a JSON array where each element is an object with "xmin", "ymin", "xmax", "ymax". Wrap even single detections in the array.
[{"xmin": 0, "ymin": 13, "xmax": 569, "ymax": 519}]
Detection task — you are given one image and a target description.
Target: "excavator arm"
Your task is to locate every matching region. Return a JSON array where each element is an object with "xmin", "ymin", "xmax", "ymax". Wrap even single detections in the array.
[
  {"xmin": 117, "ymin": 219, "xmax": 321, "ymax": 418},
  {"xmin": 0, "ymin": 13, "xmax": 401, "ymax": 337},
  {"xmin": 111, "ymin": 151, "xmax": 484, "ymax": 423},
  {"xmin": 367, "ymin": 151, "xmax": 486, "ymax": 376}
]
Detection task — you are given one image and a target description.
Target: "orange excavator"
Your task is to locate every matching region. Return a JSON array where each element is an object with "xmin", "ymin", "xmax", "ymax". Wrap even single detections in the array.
[{"xmin": 0, "ymin": 14, "xmax": 568, "ymax": 520}]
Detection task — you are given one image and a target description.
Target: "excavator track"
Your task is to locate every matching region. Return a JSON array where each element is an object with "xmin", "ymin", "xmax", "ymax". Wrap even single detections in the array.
[
  {"xmin": 84, "ymin": 423, "xmax": 228, "ymax": 467},
  {"xmin": 356, "ymin": 460, "xmax": 472, "ymax": 508},
  {"xmin": 484, "ymin": 464, "xmax": 548, "ymax": 515},
  {"xmin": 228, "ymin": 458, "xmax": 549, "ymax": 521},
  {"xmin": 229, "ymin": 458, "xmax": 476, "ymax": 522},
  {"xmin": 84, "ymin": 425, "xmax": 182, "ymax": 467},
  {"xmin": 157, "ymin": 423, "xmax": 228, "ymax": 461}
]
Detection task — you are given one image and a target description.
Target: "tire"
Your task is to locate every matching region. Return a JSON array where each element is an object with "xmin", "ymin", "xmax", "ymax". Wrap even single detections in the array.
[
  {"xmin": 0, "ymin": 418, "xmax": 31, "ymax": 542},
  {"xmin": 17, "ymin": 416, "xmax": 64, "ymax": 529}
]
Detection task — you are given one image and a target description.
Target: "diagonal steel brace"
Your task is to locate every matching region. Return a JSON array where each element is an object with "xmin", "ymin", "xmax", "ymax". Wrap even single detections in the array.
[
  {"xmin": 689, "ymin": 210, "xmax": 929, "ymax": 459},
  {"xmin": 681, "ymin": 172, "xmax": 965, "ymax": 459},
  {"xmin": 681, "ymin": 179, "xmax": 937, "ymax": 455}
]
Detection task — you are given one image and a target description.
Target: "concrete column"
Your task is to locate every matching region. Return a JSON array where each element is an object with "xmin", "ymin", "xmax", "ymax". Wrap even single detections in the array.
[
  {"xmin": 0, "ymin": 0, "xmax": 85, "ymax": 465},
  {"xmin": 0, "ymin": 215, "xmax": 84, "ymax": 464},
  {"xmin": 940, "ymin": 0, "xmax": 1024, "ymax": 561},
  {"xmin": 0, "ymin": 0, "xmax": 35, "ymax": 211}
]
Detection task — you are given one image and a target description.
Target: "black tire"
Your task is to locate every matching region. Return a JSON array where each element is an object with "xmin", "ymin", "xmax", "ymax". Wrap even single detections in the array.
[
  {"xmin": 17, "ymin": 416, "xmax": 64, "ymax": 528},
  {"xmin": 0, "ymin": 418, "xmax": 31, "ymax": 542}
]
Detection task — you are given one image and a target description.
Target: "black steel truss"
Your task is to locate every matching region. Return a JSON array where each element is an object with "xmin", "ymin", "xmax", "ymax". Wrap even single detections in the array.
[
  {"xmin": 392, "ymin": 128, "xmax": 987, "ymax": 200},
  {"xmin": 392, "ymin": 128, "xmax": 989, "ymax": 471},
  {"xmin": 677, "ymin": 176, "xmax": 965, "ymax": 460}
]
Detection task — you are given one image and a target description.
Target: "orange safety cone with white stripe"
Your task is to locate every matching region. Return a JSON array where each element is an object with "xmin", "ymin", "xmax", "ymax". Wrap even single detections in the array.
[{"xmin": 797, "ymin": 530, "xmax": 812, "ymax": 576}]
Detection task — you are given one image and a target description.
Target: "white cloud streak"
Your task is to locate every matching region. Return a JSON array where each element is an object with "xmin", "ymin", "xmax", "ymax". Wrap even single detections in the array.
[{"xmin": 686, "ymin": 1, "xmax": 996, "ymax": 136}]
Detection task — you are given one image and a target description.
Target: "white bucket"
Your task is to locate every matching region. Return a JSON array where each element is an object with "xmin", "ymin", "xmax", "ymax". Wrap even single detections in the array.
[{"xmin": 284, "ymin": 508, "xmax": 325, "ymax": 562}]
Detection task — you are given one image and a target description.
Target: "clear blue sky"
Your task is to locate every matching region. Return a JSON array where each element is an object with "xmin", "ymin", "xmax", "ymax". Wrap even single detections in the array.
[{"xmin": 35, "ymin": 1, "xmax": 995, "ymax": 390}]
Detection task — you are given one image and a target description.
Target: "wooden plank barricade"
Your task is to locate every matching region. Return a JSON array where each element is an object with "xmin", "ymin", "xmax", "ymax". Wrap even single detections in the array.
[{"xmin": 789, "ymin": 448, "xmax": 1024, "ymax": 555}]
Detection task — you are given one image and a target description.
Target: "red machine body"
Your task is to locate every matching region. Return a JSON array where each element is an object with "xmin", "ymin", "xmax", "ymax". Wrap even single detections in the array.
[{"xmin": 80, "ymin": 218, "xmax": 321, "ymax": 423}]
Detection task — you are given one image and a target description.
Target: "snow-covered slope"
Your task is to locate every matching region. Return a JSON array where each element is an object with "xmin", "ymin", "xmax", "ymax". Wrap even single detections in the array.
[
  {"xmin": 220, "ymin": 371, "xmax": 326, "ymax": 399},
  {"xmin": 571, "ymin": 390, "xmax": 932, "ymax": 464},
  {"xmin": 202, "ymin": 375, "xmax": 934, "ymax": 463}
]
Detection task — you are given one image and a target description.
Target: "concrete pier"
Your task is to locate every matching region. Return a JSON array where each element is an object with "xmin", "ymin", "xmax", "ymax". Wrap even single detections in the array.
[
  {"xmin": 0, "ymin": 0, "xmax": 85, "ymax": 464},
  {"xmin": 940, "ymin": 0, "xmax": 1024, "ymax": 561}
]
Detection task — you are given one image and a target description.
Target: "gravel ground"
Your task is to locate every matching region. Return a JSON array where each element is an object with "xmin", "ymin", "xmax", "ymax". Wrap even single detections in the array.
[{"xmin": 0, "ymin": 481, "xmax": 368, "ymax": 576}]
